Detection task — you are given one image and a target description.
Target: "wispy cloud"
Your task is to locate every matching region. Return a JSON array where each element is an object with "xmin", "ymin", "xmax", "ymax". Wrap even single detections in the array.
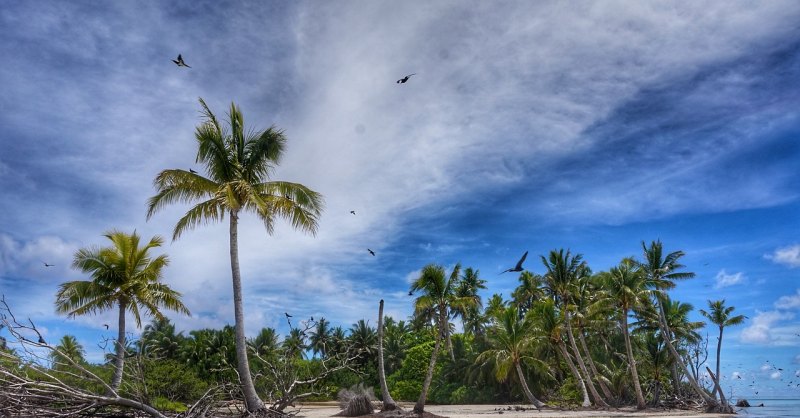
[
  {"xmin": 767, "ymin": 244, "xmax": 800, "ymax": 268},
  {"xmin": 714, "ymin": 270, "xmax": 746, "ymax": 289},
  {"xmin": 775, "ymin": 289, "xmax": 800, "ymax": 310},
  {"xmin": 740, "ymin": 310, "xmax": 795, "ymax": 345}
]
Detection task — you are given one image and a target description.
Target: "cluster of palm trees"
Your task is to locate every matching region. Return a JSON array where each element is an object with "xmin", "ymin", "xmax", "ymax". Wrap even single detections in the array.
[{"xmin": 44, "ymin": 98, "xmax": 745, "ymax": 414}]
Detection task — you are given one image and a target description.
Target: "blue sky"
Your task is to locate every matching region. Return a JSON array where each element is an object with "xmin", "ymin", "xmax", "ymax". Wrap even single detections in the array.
[{"xmin": 1, "ymin": 0, "xmax": 799, "ymax": 398}]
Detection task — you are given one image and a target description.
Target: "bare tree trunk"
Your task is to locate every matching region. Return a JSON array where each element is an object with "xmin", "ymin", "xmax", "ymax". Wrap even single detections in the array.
[
  {"xmin": 621, "ymin": 312, "xmax": 647, "ymax": 409},
  {"xmin": 110, "ymin": 299, "xmax": 127, "ymax": 391},
  {"xmin": 706, "ymin": 366, "xmax": 727, "ymax": 405},
  {"xmin": 578, "ymin": 329, "xmax": 615, "ymax": 402},
  {"xmin": 565, "ymin": 312, "xmax": 607, "ymax": 407},
  {"xmin": 414, "ymin": 307, "xmax": 445, "ymax": 413},
  {"xmin": 515, "ymin": 361, "xmax": 546, "ymax": 409},
  {"xmin": 229, "ymin": 211, "xmax": 264, "ymax": 412},
  {"xmin": 377, "ymin": 300, "xmax": 398, "ymax": 411},
  {"xmin": 558, "ymin": 342, "xmax": 590, "ymax": 407}
]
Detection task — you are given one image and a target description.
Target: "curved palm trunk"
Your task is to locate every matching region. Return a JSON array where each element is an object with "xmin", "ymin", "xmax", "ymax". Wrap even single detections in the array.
[
  {"xmin": 515, "ymin": 361, "xmax": 546, "ymax": 409},
  {"xmin": 110, "ymin": 299, "xmax": 127, "ymax": 392},
  {"xmin": 565, "ymin": 312, "xmax": 607, "ymax": 407},
  {"xmin": 577, "ymin": 329, "xmax": 615, "ymax": 403},
  {"xmin": 446, "ymin": 326, "xmax": 455, "ymax": 362},
  {"xmin": 655, "ymin": 300, "xmax": 718, "ymax": 408},
  {"xmin": 414, "ymin": 307, "xmax": 445, "ymax": 413},
  {"xmin": 377, "ymin": 300, "xmax": 398, "ymax": 411},
  {"xmin": 557, "ymin": 341, "xmax": 590, "ymax": 407},
  {"xmin": 621, "ymin": 312, "xmax": 646, "ymax": 409},
  {"xmin": 230, "ymin": 211, "xmax": 264, "ymax": 412}
]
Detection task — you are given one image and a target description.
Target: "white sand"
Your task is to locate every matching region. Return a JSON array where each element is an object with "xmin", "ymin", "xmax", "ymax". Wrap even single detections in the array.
[{"xmin": 287, "ymin": 402, "xmax": 735, "ymax": 418}]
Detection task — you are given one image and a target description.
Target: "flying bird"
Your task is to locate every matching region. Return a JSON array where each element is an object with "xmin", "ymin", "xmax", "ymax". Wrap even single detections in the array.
[
  {"xmin": 408, "ymin": 291, "xmax": 413, "ymax": 296},
  {"xmin": 43, "ymin": 262, "xmax": 54, "ymax": 267},
  {"xmin": 396, "ymin": 73, "xmax": 416, "ymax": 84},
  {"xmin": 285, "ymin": 312, "xmax": 292, "ymax": 318},
  {"xmin": 189, "ymin": 168, "xmax": 197, "ymax": 174},
  {"xmin": 103, "ymin": 324, "xmax": 109, "ymax": 330},
  {"xmin": 172, "ymin": 54, "xmax": 191, "ymax": 68},
  {"xmin": 368, "ymin": 249, "xmax": 375, "ymax": 256},
  {"xmin": 350, "ymin": 210, "xmax": 356, "ymax": 215},
  {"xmin": 500, "ymin": 251, "xmax": 528, "ymax": 274}
]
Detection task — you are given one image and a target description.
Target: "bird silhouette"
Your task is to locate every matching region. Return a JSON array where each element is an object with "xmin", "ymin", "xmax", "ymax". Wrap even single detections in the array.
[
  {"xmin": 285, "ymin": 312, "xmax": 292, "ymax": 318},
  {"xmin": 189, "ymin": 168, "xmax": 197, "ymax": 174},
  {"xmin": 103, "ymin": 324, "xmax": 109, "ymax": 330},
  {"xmin": 350, "ymin": 210, "xmax": 356, "ymax": 215},
  {"xmin": 172, "ymin": 54, "xmax": 191, "ymax": 68},
  {"xmin": 396, "ymin": 73, "xmax": 416, "ymax": 84},
  {"xmin": 368, "ymin": 249, "xmax": 375, "ymax": 256},
  {"xmin": 38, "ymin": 336, "xmax": 46, "ymax": 344},
  {"xmin": 408, "ymin": 291, "xmax": 413, "ymax": 296},
  {"xmin": 43, "ymin": 262, "xmax": 54, "ymax": 267},
  {"xmin": 500, "ymin": 251, "xmax": 528, "ymax": 274}
]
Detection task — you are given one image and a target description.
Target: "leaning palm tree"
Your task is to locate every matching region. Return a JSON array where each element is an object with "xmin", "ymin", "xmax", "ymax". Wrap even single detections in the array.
[
  {"xmin": 409, "ymin": 264, "xmax": 462, "ymax": 413},
  {"xmin": 146, "ymin": 98, "xmax": 323, "ymax": 412},
  {"xmin": 595, "ymin": 258, "xmax": 649, "ymax": 409},
  {"xmin": 638, "ymin": 240, "xmax": 723, "ymax": 410},
  {"xmin": 700, "ymin": 299, "xmax": 745, "ymax": 402},
  {"xmin": 477, "ymin": 305, "xmax": 547, "ymax": 409},
  {"xmin": 55, "ymin": 230, "xmax": 190, "ymax": 391}
]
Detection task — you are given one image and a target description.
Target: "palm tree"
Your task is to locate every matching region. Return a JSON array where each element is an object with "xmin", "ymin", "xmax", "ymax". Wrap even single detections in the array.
[
  {"xmin": 596, "ymin": 258, "xmax": 649, "ymax": 409},
  {"xmin": 146, "ymin": 98, "xmax": 324, "ymax": 412},
  {"xmin": 282, "ymin": 328, "xmax": 308, "ymax": 359},
  {"xmin": 409, "ymin": 264, "xmax": 460, "ymax": 413},
  {"xmin": 141, "ymin": 317, "xmax": 183, "ymax": 359},
  {"xmin": 55, "ymin": 230, "xmax": 190, "ymax": 391},
  {"xmin": 699, "ymin": 299, "xmax": 745, "ymax": 402},
  {"xmin": 50, "ymin": 335, "xmax": 85, "ymax": 367},
  {"xmin": 309, "ymin": 317, "xmax": 331, "ymax": 359},
  {"xmin": 377, "ymin": 299, "xmax": 398, "ymax": 410},
  {"xmin": 541, "ymin": 249, "xmax": 607, "ymax": 406},
  {"xmin": 511, "ymin": 271, "xmax": 543, "ymax": 317},
  {"xmin": 250, "ymin": 327, "xmax": 279, "ymax": 357},
  {"xmin": 453, "ymin": 267, "xmax": 487, "ymax": 334},
  {"xmin": 638, "ymin": 240, "xmax": 723, "ymax": 410},
  {"xmin": 477, "ymin": 305, "xmax": 547, "ymax": 409}
]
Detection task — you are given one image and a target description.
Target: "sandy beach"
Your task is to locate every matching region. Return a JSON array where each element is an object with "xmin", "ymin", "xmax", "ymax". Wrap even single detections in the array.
[{"xmin": 286, "ymin": 402, "xmax": 735, "ymax": 418}]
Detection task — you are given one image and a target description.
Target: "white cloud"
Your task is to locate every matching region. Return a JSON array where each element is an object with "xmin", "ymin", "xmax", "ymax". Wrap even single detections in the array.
[
  {"xmin": 740, "ymin": 310, "xmax": 795, "ymax": 345},
  {"xmin": 770, "ymin": 371, "xmax": 781, "ymax": 379},
  {"xmin": 714, "ymin": 270, "xmax": 746, "ymax": 289},
  {"xmin": 731, "ymin": 371, "xmax": 742, "ymax": 380},
  {"xmin": 774, "ymin": 289, "xmax": 800, "ymax": 310},
  {"xmin": 760, "ymin": 364, "xmax": 772, "ymax": 372},
  {"xmin": 766, "ymin": 244, "xmax": 800, "ymax": 268}
]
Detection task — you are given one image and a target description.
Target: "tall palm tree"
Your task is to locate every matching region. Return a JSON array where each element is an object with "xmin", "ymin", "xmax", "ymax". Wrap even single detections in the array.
[
  {"xmin": 282, "ymin": 328, "xmax": 307, "ymax": 359},
  {"xmin": 596, "ymin": 258, "xmax": 649, "ymax": 409},
  {"xmin": 453, "ymin": 267, "xmax": 487, "ymax": 334},
  {"xmin": 409, "ymin": 264, "xmax": 460, "ymax": 413},
  {"xmin": 541, "ymin": 249, "xmax": 607, "ymax": 406},
  {"xmin": 699, "ymin": 299, "xmax": 745, "ymax": 402},
  {"xmin": 146, "ymin": 98, "xmax": 323, "ymax": 412},
  {"xmin": 348, "ymin": 319, "xmax": 377, "ymax": 369},
  {"xmin": 377, "ymin": 300, "xmax": 398, "ymax": 410},
  {"xmin": 250, "ymin": 327, "xmax": 279, "ymax": 357},
  {"xmin": 309, "ymin": 317, "xmax": 331, "ymax": 359},
  {"xmin": 638, "ymin": 240, "xmax": 721, "ymax": 409},
  {"xmin": 477, "ymin": 305, "xmax": 547, "ymax": 409},
  {"xmin": 141, "ymin": 317, "xmax": 183, "ymax": 360},
  {"xmin": 55, "ymin": 230, "xmax": 190, "ymax": 391},
  {"xmin": 511, "ymin": 271, "xmax": 543, "ymax": 317}
]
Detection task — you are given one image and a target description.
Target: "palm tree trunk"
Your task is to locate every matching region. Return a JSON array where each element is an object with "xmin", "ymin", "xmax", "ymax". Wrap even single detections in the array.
[
  {"xmin": 621, "ymin": 311, "xmax": 646, "ymax": 409},
  {"xmin": 711, "ymin": 327, "xmax": 723, "ymax": 400},
  {"xmin": 558, "ymin": 342, "xmax": 590, "ymax": 407},
  {"xmin": 445, "ymin": 322, "xmax": 455, "ymax": 361},
  {"xmin": 515, "ymin": 360, "xmax": 546, "ymax": 409},
  {"xmin": 377, "ymin": 300, "xmax": 398, "ymax": 411},
  {"xmin": 229, "ymin": 211, "xmax": 264, "ymax": 412},
  {"xmin": 577, "ymin": 329, "xmax": 615, "ymax": 403},
  {"xmin": 565, "ymin": 312, "xmax": 607, "ymax": 407},
  {"xmin": 110, "ymin": 299, "xmax": 127, "ymax": 391},
  {"xmin": 655, "ymin": 299, "xmax": 718, "ymax": 408},
  {"xmin": 414, "ymin": 307, "xmax": 445, "ymax": 413}
]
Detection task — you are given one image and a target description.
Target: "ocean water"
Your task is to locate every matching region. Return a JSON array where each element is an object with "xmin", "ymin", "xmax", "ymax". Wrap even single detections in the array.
[{"xmin": 733, "ymin": 398, "xmax": 800, "ymax": 417}]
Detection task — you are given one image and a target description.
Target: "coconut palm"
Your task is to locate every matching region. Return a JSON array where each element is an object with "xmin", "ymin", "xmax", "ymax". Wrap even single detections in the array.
[
  {"xmin": 141, "ymin": 317, "xmax": 183, "ymax": 360},
  {"xmin": 453, "ymin": 267, "xmax": 487, "ymax": 334},
  {"xmin": 282, "ymin": 328, "xmax": 308, "ymax": 359},
  {"xmin": 55, "ymin": 230, "xmax": 189, "ymax": 392},
  {"xmin": 477, "ymin": 305, "xmax": 547, "ymax": 409},
  {"xmin": 250, "ymin": 327, "xmax": 280, "ymax": 357},
  {"xmin": 511, "ymin": 271, "xmax": 543, "ymax": 317},
  {"xmin": 348, "ymin": 319, "xmax": 377, "ymax": 369},
  {"xmin": 700, "ymin": 299, "xmax": 745, "ymax": 402},
  {"xmin": 637, "ymin": 240, "xmax": 722, "ymax": 409},
  {"xmin": 596, "ymin": 258, "xmax": 650, "ymax": 409},
  {"xmin": 541, "ymin": 249, "xmax": 607, "ymax": 406},
  {"xmin": 409, "ymin": 264, "xmax": 460, "ymax": 413},
  {"xmin": 377, "ymin": 300, "xmax": 398, "ymax": 410},
  {"xmin": 309, "ymin": 317, "xmax": 331, "ymax": 359},
  {"xmin": 50, "ymin": 335, "xmax": 85, "ymax": 367},
  {"xmin": 146, "ymin": 98, "xmax": 323, "ymax": 412}
]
